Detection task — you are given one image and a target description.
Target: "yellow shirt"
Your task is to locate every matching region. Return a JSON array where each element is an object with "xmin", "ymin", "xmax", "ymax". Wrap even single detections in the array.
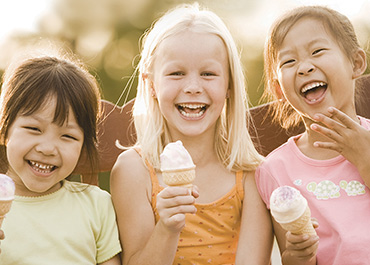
[
  {"xmin": 0, "ymin": 180, "xmax": 121, "ymax": 265},
  {"xmin": 147, "ymin": 161, "xmax": 244, "ymax": 265}
]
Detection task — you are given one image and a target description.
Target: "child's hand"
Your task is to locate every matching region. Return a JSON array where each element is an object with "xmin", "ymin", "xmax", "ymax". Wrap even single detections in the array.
[
  {"xmin": 311, "ymin": 107, "xmax": 370, "ymax": 186},
  {"xmin": 285, "ymin": 232, "xmax": 319, "ymax": 261},
  {"xmin": 156, "ymin": 186, "xmax": 199, "ymax": 233}
]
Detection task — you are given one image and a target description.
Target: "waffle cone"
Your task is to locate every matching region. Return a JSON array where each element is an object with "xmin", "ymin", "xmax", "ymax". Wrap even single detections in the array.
[
  {"xmin": 0, "ymin": 199, "xmax": 13, "ymax": 228},
  {"xmin": 162, "ymin": 167, "xmax": 195, "ymax": 188},
  {"xmin": 279, "ymin": 205, "xmax": 316, "ymax": 236}
]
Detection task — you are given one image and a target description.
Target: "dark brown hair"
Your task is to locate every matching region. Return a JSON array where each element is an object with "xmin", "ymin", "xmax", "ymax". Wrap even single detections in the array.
[{"xmin": 0, "ymin": 56, "xmax": 101, "ymax": 181}]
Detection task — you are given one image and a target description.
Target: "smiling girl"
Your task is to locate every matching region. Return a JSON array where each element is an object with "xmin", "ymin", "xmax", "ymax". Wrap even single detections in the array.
[
  {"xmin": 0, "ymin": 55, "xmax": 121, "ymax": 264},
  {"xmin": 110, "ymin": 3, "xmax": 272, "ymax": 265},
  {"xmin": 256, "ymin": 5, "xmax": 370, "ymax": 265}
]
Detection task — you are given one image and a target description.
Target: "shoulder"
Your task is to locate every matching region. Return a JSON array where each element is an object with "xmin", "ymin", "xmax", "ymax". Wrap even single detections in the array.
[
  {"xmin": 111, "ymin": 148, "xmax": 148, "ymax": 181},
  {"xmin": 110, "ymin": 147, "xmax": 152, "ymax": 197},
  {"xmin": 63, "ymin": 180, "xmax": 111, "ymax": 201}
]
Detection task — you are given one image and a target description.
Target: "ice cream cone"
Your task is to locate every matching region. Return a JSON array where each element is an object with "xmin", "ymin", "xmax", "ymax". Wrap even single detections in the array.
[
  {"xmin": 0, "ymin": 199, "xmax": 13, "ymax": 228},
  {"xmin": 270, "ymin": 186, "xmax": 316, "ymax": 236},
  {"xmin": 160, "ymin": 141, "xmax": 196, "ymax": 190},
  {"xmin": 278, "ymin": 205, "xmax": 316, "ymax": 236},
  {"xmin": 162, "ymin": 167, "xmax": 196, "ymax": 188}
]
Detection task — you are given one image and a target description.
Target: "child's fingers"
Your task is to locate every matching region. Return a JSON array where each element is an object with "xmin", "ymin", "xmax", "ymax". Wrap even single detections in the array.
[
  {"xmin": 160, "ymin": 186, "xmax": 192, "ymax": 198},
  {"xmin": 327, "ymin": 107, "xmax": 357, "ymax": 129},
  {"xmin": 286, "ymin": 232, "xmax": 319, "ymax": 259},
  {"xmin": 311, "ymin": 217, "xmax": 319, "ymax": 229},
  {"xmin": 311, "ymin": 123, "xmax": 341, "ymax": 142}
]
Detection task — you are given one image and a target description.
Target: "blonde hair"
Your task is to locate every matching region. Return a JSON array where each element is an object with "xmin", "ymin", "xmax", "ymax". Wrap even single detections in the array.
[
  {"xmin": 133, "ymin": 3, "xmax": 263, "ymax": 171},
  {"xmin": 263, "ymin": 5, "xmax": 362, "ymax": 128}
]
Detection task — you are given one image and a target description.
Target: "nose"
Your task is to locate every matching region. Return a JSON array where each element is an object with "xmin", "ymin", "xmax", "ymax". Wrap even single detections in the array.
[
  {"xmin": 35, "ymin": 140, "xmax": 58, "ymax": 156},
  {"xmin": 184, "ymin": 75, "xmax": 202, "ymax": 94},
  {"xmin": 298, "ymin": 62, "xmax": 315, "ymax": 76}
]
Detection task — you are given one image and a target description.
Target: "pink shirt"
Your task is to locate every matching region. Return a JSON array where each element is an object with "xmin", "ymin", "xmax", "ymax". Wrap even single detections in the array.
[{"xmin": 256, "ymin": 116, "xmax": 370, "ymax": 265}]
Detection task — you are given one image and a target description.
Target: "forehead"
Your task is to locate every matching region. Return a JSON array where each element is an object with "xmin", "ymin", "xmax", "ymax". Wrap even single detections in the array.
[
  {"xmin": 154, "ymin": 30, "xmax": 228, "ymax": 65},
  {"xmin": 20, "ymin": 95, "xmax": 76, "ymax": 125},
  {"xmin": 280, "ymin": 18, "xmax": 336, "ymax": 50}
]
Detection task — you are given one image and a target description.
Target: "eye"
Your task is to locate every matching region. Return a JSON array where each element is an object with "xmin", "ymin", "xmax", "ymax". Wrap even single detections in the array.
[
  {"xmin": 169, "ymin": 71, "xmax": 184, "ymax": 76},
  {"xmin": 24, "ymin": 126, "xmax": 40, "ymax": 132},
  {"xmin": 62, "ymin": 134, "xmax": 78, "ymax": 141},
  {"xmin": 312, "ymin": 48, "xmax": 325, "ymax": 55},
  {"xmin": 201, "ymin": 72, "xmax": 216, "ymax": 77},
  {"xmin": 280, "ymin": 59, "xmax": 295, "ymax": 68}
]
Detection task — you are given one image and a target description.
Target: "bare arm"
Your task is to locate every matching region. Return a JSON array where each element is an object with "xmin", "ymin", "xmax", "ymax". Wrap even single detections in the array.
[
  {"xmin": 98, "ymin": 254, "xmax": 121, "ymax": 265},
  {"xmin": 235, "ymin": 171, "xmax": 274, "ymax": 265},
  {"xmin": 110, "ymin": 149, "xmax": 196, "ymax": 265}
]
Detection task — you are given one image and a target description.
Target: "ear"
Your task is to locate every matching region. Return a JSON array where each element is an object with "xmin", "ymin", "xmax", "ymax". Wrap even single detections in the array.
[
  {"xmin": 272, "ymin": 80, "xmax": 285, "ymax": 100},
  {"xmin": 352, "ymin": 48, "xmax": 367, "ymax": 79},
  {"xmin": 150, "ymin": 81, "xmax": 157, "ymax": 98},
  {"xmin": 142, "ymin": 73, "xmax": 157, "ymax": 98}
]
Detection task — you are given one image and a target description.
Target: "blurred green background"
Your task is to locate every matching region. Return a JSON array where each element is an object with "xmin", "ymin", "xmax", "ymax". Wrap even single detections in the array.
[{"xmin": 1, "ymin": 0, "xmax": 370, "ymax": 191}]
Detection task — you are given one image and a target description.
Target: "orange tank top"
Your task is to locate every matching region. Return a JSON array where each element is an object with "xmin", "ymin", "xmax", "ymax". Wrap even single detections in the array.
[{"xmin": 145, "ymin": 159, "xmax": 244, "ymax": 265}]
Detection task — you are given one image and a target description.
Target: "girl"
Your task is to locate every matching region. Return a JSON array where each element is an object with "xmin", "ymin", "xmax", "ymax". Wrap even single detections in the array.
[
  {"xmin": 0, "ymin": 55, "xmax": 122, "ymax": 264},
  {"xmin": 110, "ymin": 3, "xmax": 273, "ymax": 265},
  {"xmin": 257, "ymin": 5, "xmax": 370, "ymax": 265}
]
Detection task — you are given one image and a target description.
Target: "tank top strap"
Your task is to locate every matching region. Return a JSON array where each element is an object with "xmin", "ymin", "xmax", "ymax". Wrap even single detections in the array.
[
  {"xmin": 133, "ymin": 147, "xmax": 161, "ymax": 208},
  {"xmin": 235, "ymin": 170, "xmax": 244, "ymax": 200}
]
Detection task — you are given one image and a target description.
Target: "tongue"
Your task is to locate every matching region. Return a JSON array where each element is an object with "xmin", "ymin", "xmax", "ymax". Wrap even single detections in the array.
[{"xmin": 305, "ymin": 86, "xmax": 326, "ymax": 101}]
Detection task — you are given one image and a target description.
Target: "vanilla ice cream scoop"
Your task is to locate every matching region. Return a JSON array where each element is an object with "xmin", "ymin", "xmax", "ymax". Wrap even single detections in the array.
[
  {"xmin": 0, "ymin": 174, "xmax": 15, "ymax": 228},
  {"xmin": 270, "ymin": 186, "xmax": 316, "ymax": 235},
  {"xmin": 160, "ymin": 140, "xmax": 195, "ymax": 171},
  {"xmin": 0, "ymin": 174, "xmax": 15, "ymax": 201},
  {"xmin": 160, "ymin": 141, "xmax": 196, "ymax": 188}
]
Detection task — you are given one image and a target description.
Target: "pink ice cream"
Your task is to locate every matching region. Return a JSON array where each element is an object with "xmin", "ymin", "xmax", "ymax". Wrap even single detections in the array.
[
  {"xmin": 0, "ymin": 174, "xmax": 15, "ymax": 201},
  {"xmin": 160, "ymin": 141, "xmax": 195, "ymax": 171}
]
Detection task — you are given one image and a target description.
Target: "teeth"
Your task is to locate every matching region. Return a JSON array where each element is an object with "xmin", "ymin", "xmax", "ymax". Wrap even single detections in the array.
[
  {"xmin": 30, "ymin": 161, "xmax": 54, "ymax": 173},
  {"xmin": 301, "ymin": 82, "xmax": 326, "ymax": 93},
  {"xmin": 179, "ymin": 108, "xmax": 205, "ymax": 118},
  {"xmin": 177, "ymin": 103, "xmax": 206, "ymax": 118},
  {"xmin": 178, "ymin": 103, "xmax": 205, "ymax": 109}
]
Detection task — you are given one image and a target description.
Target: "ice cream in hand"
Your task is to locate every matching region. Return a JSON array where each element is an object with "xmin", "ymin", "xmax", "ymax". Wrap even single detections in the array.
[
  {"xmin": 0, "ymin": 174, "xmax": 15, "ymax": 228},
  {"xmin": 160, "ymin": 141, "xmax": 196, "ymax": 188},
  {"xmin": 270, "ymin": 186, "xmax": 316, "ymax": 236}
]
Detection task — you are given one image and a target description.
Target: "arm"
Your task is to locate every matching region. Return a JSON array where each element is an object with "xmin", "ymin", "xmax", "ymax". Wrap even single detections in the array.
[
  {"xmin": 311, "ymin": 107, "xmax": 370, "ymax": 187},
  {"xmin": 235, "ymin": 171, "xmax": 274, "ymax": 265},
  {"xmin": 110, "ymin": 149, "xmax": 197, "ymax": 265},
  {"xmin": 273, "ymin": 218, "xmax": 319, "ymax": 265},
  {"xmin": 98, "ymin": 254, "xmax": 121, "ymax": 265}
]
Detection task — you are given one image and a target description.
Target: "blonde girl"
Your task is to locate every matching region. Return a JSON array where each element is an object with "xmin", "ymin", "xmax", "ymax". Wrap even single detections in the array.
[{"xmin": 111, "ymin": 3, "xmax": 272, "ymax": 265}]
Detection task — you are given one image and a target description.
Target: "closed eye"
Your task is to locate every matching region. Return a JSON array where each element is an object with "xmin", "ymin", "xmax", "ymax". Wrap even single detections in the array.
[
  {"xmin": 280, "ymin": 59, "xmax": 295, "ymax": 68},
  {"xmin": 24, "ymin": 126, "xmax": 40, "ymax": 132},
  {"xmin": 62, "ymin": 134, "xmax": 78, "ymax": 141},
  {"xmin": 313, "ymin": 48, "xmax": 326, "ymax": 55}
]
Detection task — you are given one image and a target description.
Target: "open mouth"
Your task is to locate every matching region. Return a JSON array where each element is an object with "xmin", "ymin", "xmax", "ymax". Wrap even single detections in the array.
[
  {"xmin": 301, "ymin": 81, "xmax": 327, "ymax": 103},
  {"xmin": 28, "ymin": 160, "xmax": 57, "ymax": 174},
  {"xmin": 176, "ymin": 103, "xmax": 208, "ymax": 118}
]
